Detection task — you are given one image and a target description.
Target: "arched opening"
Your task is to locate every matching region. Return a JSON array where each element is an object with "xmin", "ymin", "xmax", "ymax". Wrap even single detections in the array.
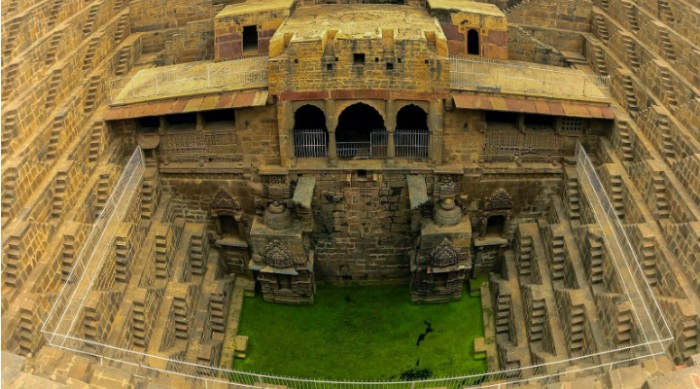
[
  {"xmin": 336, "ymin": 103, "xmax": 386, "ymax": 159},
  {"xmin": 395, "ymin": 104, "xmax": 429, "ymax": 158},
  {"xmin": 293, "ymin": 105, "xmax": 328, "ymax": 158},
  {"xmin": 467, "ymin": 29, "xmax": 480, "ymax": 56}
]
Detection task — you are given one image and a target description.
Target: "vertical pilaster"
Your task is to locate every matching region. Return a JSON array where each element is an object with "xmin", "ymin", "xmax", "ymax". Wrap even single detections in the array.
[
  {"xmin": 158, "ymin": 116, "xmax": 168, "ymax": 134},
  {"xmin": 429, "ymin": 99, "xmax": 444, "ymax": 165},
  {"xmin": 326, "ymin": 100, "xmax": 337, "ymax": 166},
  {"xmin": 278, "ymin": 100, "xmax": 294, "ymax": 168},
  {"xmin": 386, "ymin": 100, "xmax": 396, "ymax": 165},
  {"xmin": 196, "ymin": 113, "xmax": 204, "ymax": 131}
]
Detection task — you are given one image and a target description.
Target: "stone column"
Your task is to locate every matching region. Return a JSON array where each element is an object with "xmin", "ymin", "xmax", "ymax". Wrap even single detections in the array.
[
  {"xmin": 158, "ymin": 116, "xmax": 168, "ymax": 134},
  {"xmin": 326, "ymin": 100, "xmax": 337, "ymax": 166},
  {"xmin": 278, "ymin": 100, "xmax": 295, "ymax": 168},
  {"xmin": 196, "ymin": 112, "xmax": 204, "ymax": 131},
  {"xmin": 428, "ymin": 99, "xmax": 444, "ymax": 165},
  {"xmin": 386, "ymin": 100, "xmax": 396, "ymax": 165},
  {"xmin": 518, "ymin": 114, "xmax": 526, "ymax": 132}
]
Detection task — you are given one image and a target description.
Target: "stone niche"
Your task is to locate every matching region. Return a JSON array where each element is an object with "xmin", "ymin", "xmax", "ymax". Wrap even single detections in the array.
[
  {"xmin": 409, "ymin": 174, "xmax": 472, "ymax": 303},
  {"xmin": 210, "ymin": 189, "xmax": 250, "ymax": 274},
  {"xmin": 473, "ymin": 188, "xmax": 513, "ymax": 276}
]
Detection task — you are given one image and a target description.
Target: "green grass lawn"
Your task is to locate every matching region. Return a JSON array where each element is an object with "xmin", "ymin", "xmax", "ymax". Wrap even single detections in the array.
[{"xmin": 234, "ymin": 284, "xmax": 487, "ymax": 381}]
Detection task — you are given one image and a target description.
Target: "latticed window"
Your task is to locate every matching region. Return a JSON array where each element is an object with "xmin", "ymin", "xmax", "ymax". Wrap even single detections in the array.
[{"xmin": 561, "ymin": 117, "xmax": 585, "ymax": 132}]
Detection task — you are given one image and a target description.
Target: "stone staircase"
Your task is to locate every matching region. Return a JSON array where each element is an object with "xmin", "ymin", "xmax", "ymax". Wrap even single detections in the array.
[
  {"xmin": 188, "ymin": 229, "xmax": 207, "ymax": 277},
  {"xmin": 564, "ymin": 171, "xmax": 581, "ymax": 221},
  {"xmin": 658, "ymin": 0, "xmax": 675, "ymax": 25},
  {"xmin": 82, "ymin": 37, "xmax": 100, "ymax": 72},
  {"xmin": 46, "ymin": 117, "xmax": 64, "ymax": 160},
  {"xmin": 1, "ymin": 167, "xmax": 18, "ymax": 220},
  {"xmin": 2, "ymin": 63, "xmax": 20, "ymax": 100},
  {"xmin": 2, "ymin": 20, "xmax": 21, "ymax": 60},
  {"xmin": 51, "ymin": 171, "xmax": 68, "ymax": 219},
  {"xmin": 114, "ymin": 48, "xmax": 129, "ymax": 76},
  {"xmin": 593, "ymin": 13, "xmax": 610, "ymax": 42},
  {"xmin": 658, "ymin": 27, "xmax": 676, "ymax": 61},
  {"xmin": 82, "ymin": 3, "xmax": 101, "ymax": 37},
  {"xmin": 45, "ymin": 31, "xmax": 65, "ymax": 66},
  {"xmin": 46, "ymin": 0, "xmax": 64, "ymax": 30},
  {"xmin": 616, "ymin": 121, "xmax": 634, "ymax": 164},
  {"xmin": 622, "ymin": 1, "xmax": 640, "ymax": 32},
  {"xmin": 609, "ymin": 174, "xmax": 625, "ymax": 218},
  {"xmin": 586, "ymin": 232, "xmax": 605, "ymax": 285},
  {"xmin": 3, "ymin": 234, "xmax": 22, "ymax": 288},
  {"xmin": 592, "ymin": 44, "xmax": 609, "ymax": 77},
  {"xmin": 113, "ymin": 14, "xmax": 130, "ymax": 44},
  {"xmin": 657, "ymin": 115, "xmax": 676, "ymax": 161},
  {"xmin": 640, "ymin": 234, "xmax": 658, "ymax": 285},
  {"xmin": 44, "ymin": 70, "xmax": 63, "ymax": 110},
  {"xmin": 546, "ymin": 229, "xmax": 566, "ymax": 282},
  {"xmin": 621, "ymin": 73, "xmax": 639, "ymax": 117},
  {"xmin": 495, "ymin": 292, "xmax": 512, "ymax": 335},
  {"xmin": 621, "ymin": 34, "xmax": 640, "ymax": 70},
  {"xmin": 88, "ymin": 122, "xmax": 106, "ymax": 163},
  {"xmin": 568, "ymin": 303, "xmax": 586, "ymax": 354},
  {"xmin": 651, "ymin": 171, "xmax": 670, "ymax": 220},
  {"xmin": 516, "ymin": 231, "xmax": 533, "ymax": 279},
  {"xmin": 84, "ymin": 76, "xmax": 101, "ymax": 113},
  {"xmin": 658, "ymin": 66, "xmax": 678, "ymax": 109}
]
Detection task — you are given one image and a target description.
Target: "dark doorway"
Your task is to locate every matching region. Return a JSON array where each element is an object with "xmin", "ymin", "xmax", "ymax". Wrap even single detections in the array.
[
  {"xmin": 278, "ymin": 275, "xmax": 293, "ymax": 290},
  {"xmin": 243, "ymin": 25, "xmax": 258, "ymax": 52},
  {"xmin": 293, "ymin": 105, "xmax": 328, "ymax": 158},
  {"xmin": 294, "ymin": 105, "xmax": 326, "ymax": 130},
  {"xmin": 336, "ymin": 103, "xmax": 385, "ymax": 142},
  {"xmin": 167, "ymin": 112, "xmax": 197, "ymax": 130},
  {"xmin": 336, "ymin": 103, "xmax": 386, "ymax": 158},
  {"xmin": 395, "ymin": 104, "xmax": 429, "ymax": 158},
  {"xmin": 524, "ymin": 114, "xmax": 555, "ymax": 128},
  {"xmin": 219, "ymin": 215, "xmax": 238, "ymax": 236},
  {"xmin": 467, "ymin": 29, "xmax": 480, "ymax": 56},
  {"xmin": 396, "ymin": 104, "xmax": 428, "ymax": 130},
  {"xmin": 485, "ymin": 111, "xmax": 518, "ymax": 125},
  {"xmin": 486, "ymin": 215, "xmax": 506, "ymax": 236},
  {"xmin": 137, "ymin": 116, "xmax": 159, "ymax": 132}
]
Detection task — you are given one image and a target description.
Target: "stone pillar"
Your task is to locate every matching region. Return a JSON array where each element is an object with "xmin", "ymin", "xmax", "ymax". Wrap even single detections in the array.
[
  {"xmin": 158, "ymin": 116, "xmax": 168, "ymax": 134},
  {"xmin": 196, "ymin": 112, "xmax": 204, "ymax": 131},
  {"xmin": 386, "ymin": 100, "xmax": 396, "ymax": 165},
  {"xmin": 518, "ymin": 114, "xmax": 526, "ymax": 132},
  {"xmin": 278, "ymin": 100, "xmax": 295, "ymax": 168},
  {"xmin": 428, "ymin": 99, "xmax": 444, "ymax": 165},
  {"xmin": 326, "ymin": 100, "xmax": 337, "ymax": 166}
]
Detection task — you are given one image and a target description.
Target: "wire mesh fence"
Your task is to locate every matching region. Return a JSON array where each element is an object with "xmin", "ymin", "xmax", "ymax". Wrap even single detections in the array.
[{"xmin": 41, "ymin": 144, "xmax": 673, "ymax": 388}]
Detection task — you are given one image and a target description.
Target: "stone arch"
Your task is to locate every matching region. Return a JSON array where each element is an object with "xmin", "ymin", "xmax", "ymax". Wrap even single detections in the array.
[
  {"xmin": 335, "ymin": 100, "xmax": 386, "ymax": 124},
  {"xmin": 293, "ymin": 104, "xmax": 327, "ymax": 130},
  {"xmin": 396, "ymin": 104, "xmax": 428, "ymax": 130},
  {"xmin": 293, "ymin": 104, "xmax": 328, "ymax": 158},
  {"xmin": 335, "ymin": 102, "xmax": 386, "ymax": 143}
]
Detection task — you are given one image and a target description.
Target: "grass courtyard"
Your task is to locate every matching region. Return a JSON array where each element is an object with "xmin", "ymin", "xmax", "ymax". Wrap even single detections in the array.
[{"xmin": 234, "ymin": 284, "xmax": 487, "ymax": 381}]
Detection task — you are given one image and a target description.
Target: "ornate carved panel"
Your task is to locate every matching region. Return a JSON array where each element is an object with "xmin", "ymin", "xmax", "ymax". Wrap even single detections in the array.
[
  {"xmin": 431, "ymin": 238, "xmax": 459, "ymax": 267},
  {"xmin": 263, "ymin": 241, "xmax": 294, "ymax": 268}
]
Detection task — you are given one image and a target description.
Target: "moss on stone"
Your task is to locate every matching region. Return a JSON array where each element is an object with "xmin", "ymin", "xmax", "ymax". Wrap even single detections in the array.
[{"xmin": 235, "ymin": 285, "xmax": 487, "ymax": 381}]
